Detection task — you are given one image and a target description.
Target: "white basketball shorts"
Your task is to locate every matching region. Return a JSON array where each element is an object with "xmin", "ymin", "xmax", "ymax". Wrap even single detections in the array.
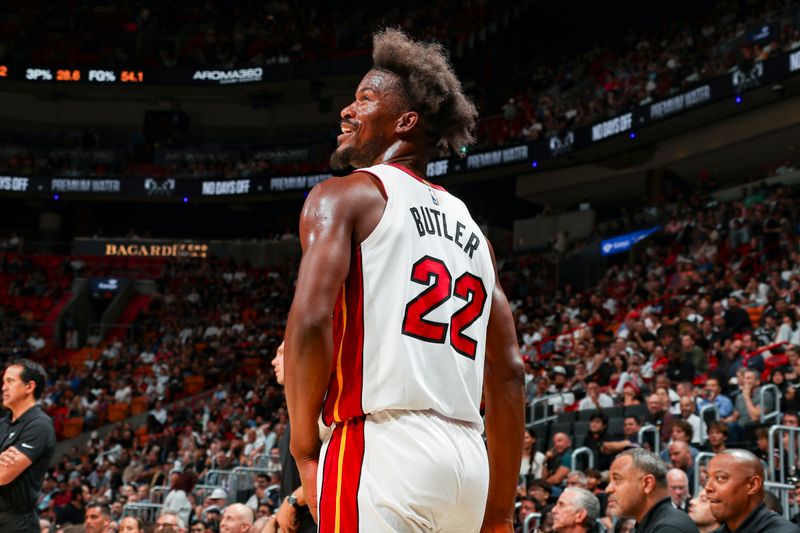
[{"xmin": 316, "ymin": 409, "xmax": 489, "ymax": 533}]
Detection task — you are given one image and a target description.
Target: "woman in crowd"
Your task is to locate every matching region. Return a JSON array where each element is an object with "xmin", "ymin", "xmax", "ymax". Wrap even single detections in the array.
[
  {"xmin": 521, "ymin": 427, "xmax": 547, "ymax": 481},
  {"xmin": 162, "ymin": 470, "xmax": 198, "ymax": 526}
]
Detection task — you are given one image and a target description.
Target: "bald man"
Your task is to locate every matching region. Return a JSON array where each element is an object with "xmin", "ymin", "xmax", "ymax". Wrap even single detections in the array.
[
  {"xmin": 667, "ymin": 468, "xmax": 690, "ymax": 511},
  {"xmin": 220, "ymin": 504, "xmax": 254, "ymax": 533},
  {"xmin": 668, "ymin": 440, "xmax": 695, "ymax": 480},
  {"xmin": 545, "ymin": 432, "xmax": 573, "ymax": 486},
  {"xmin": 705, "ymin": 449, "xmax": 800, "ymax": 532}
]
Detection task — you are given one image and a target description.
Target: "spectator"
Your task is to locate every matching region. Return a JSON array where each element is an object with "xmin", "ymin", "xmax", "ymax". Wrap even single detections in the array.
[
  {"xmin": 687, "ymin": 489, "xmax": 720, "ymax": 533},
  {"xmin": 578, "ymin": 380, "xmax": 614, "ymax": 410},
  {"xmin": 162, "ymin": 471, "xmax": 197, "ymax": 527},
  {"xmin": 119, "ymin": 516, "xmax": 146, "ymax": 533},
  {"xmin": 244, "ymin": 473, "xmax": 276, "ymax": 512},
  {"xmin": 582, "ymin": 412, "xmax": 613, "ymax": 471},
  {"xmin": 703, "ymin": 421, "xmax": 728, "ymax": 454},
  {"xmin": 548, "ymin": 366, "xmax": 576, "ymax": 411},
  {"xmin": 730, "ymin": 368, "xmax": 775, "ymax": 436},
  {"xmin": 545, "ymin": 433, "xmax": 574, "ymax": 487},
  {"xmin": 528, "ymin": 480, "xmax": 553, "ymax": 509},
  {"xmin": 565, "ymin": 471, "xmax": 588, "ymax": 489},
  {"xmin": 667, "ymin": 468, "xmax": 690, "ymax": 512},
  {"xmin": 668, "ymin": 441, "xmax": 695, "ymax": 481},
  {"xmin": 645, "ymin": 393, "xmax": 674, "ymax": 446},
  {"xmin": 516, "ymin": 496, "xmax": 538, "ymax": 533},
  {"xmin": 602, "ymin": 415, "xmax": 644, "ymax": 456},
  {"xmin": 681, "ymin": 335, "xmax": 708, "ymax": 376},
  {"xmin": 698, "ymin": 378, "xmax": 733, "ymax": 420},
  {"xmin": 521, "ymin": 427, "xmax": 546, "ymax": 480},
  {"xmin": 551, "ymin": 487, "xmax": 601, "ymax": 533},
  {"xmin": 156, "ymin": 510, "xmax": 186, "ymax": 533},
  {"xmin": 83, "ymin": 501, "xmax": 112, "ymax": 533},
  {"xmin": 678, "ymin": 396, "xmax": 702, "ymax": 445},
  {"xmin": 219, "ymin": 503, "xmax": 253, "ymax": 533},
  {"xmin": 56, "ymin": 485, "xmax": 87, "ymax": 526}
]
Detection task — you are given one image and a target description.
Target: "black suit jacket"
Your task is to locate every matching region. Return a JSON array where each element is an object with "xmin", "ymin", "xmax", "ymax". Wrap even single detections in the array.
[{"xmin": 279, "ymin": 422, "xmax": 317, "ymax": 533}]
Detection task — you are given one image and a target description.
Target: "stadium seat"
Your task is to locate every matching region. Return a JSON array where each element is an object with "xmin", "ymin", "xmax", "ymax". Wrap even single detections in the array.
[
  {"xmin": 61, "ymin": 417, "xmax": 84, "ymax": 439},
  {"xmin": 549, "ymin": 422, "xmax": 572, "ymax": 442},
  {"xmin": 107, "ymin": 403, "xmax": 130, "ymax": 422},
  {"xmin": 557, "ymin": 411, "xmax": 576, "ymax": 423},
  {"xmin": 533, "ymin": 426, "xmax": 548, "ymax": 453},
  {"xmin": 573, "ymin": 421, "xmax": 590, "ymax": 443},
  {"xmin": 625, "ymin": 404, "xmax": 648, "ymax": 419},
  {"xmin": 184, "ymin": 375, "xmax": 206, "ymax": 395},
  {"xmin": 130, "ymin": 396, "xmax": 149, "ymax": 415},
  {"xmin": 608, "ymin": 417, "xmax": 625, "ymax": 439},
  {"xmin": 747, "ymin": 306, "xmax": 764, "ymax": 326}
]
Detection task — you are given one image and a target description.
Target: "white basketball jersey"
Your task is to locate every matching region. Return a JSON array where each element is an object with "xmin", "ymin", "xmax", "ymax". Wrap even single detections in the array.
[{"xmin": 321, "ymin": 163, "xmax": 495, "ymax": 431}]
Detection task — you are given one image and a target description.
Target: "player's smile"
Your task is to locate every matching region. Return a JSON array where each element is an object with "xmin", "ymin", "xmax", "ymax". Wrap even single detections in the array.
[{"xmin": 338, "ymin": 120, "xmax": 358, "ymax": 144}]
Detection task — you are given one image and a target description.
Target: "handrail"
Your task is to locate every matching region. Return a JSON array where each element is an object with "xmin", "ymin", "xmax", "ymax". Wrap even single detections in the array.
[
  {"xmin": 122, "ymin": 502, "xmax": 163, "ymax": 524},
  {"xmin": 571, "ymin": 446, "xmax": 595, "ymax": 471},
  {"xmin": 528, "ymin": 394, "xmax": 560, "ymax": 426},
  {"xmin": 638, "ymin": 424, "xmax": 660, "ymax": 456},
  {"xmin": 149, "ymin": 485, "xmax": 170, "ymax": 503},
  {"xmin": 698, "ymin": 404, "xmax": 718, "ymax": 443},
  {"xmin": 764, "ymin": 480, "xmax": 796, "ymax": 520},
  {"xmin": 760, "ymin": 384, "xmax": 782, "ymax": 424},
  {"xmin": 522, "ymin": 513, "xmax": 542, "ymax": 533},
  {"xmin": 768, "ymin": 425, "xmax": 800, "ymax": 485},
  {"xmin": 232, "ymin": 466, "xmax": 271, "ymax": 474},
  {"xmin": 693, "ymin": 452, "xmax": 716, "ymax": 496}
]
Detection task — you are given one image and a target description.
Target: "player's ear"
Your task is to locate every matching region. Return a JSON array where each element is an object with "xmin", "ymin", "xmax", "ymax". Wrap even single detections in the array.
[{"xmin": 395, "ymin": 111, "xmax": 419, "ymax": 135}]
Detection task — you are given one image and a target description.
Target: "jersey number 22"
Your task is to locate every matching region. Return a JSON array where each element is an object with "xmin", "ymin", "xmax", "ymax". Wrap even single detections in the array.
[{"xmin": 401, "ymin": 255, "xmax": 487, "ymax": 359}]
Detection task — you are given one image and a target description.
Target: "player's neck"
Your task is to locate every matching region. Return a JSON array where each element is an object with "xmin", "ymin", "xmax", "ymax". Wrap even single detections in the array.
[
  {"xmin": 10, "ymin": 397, "xmax": 37, "ymax": 422},
  {"xmin": 377, "ymin": 141, "xmax": 429, "ymax": 180}
]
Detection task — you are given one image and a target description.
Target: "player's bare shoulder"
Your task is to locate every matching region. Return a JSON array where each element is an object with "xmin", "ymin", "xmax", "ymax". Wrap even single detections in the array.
[{"xmin": 300, "ymin": 171, "xmax": 386, "ymax": 243}]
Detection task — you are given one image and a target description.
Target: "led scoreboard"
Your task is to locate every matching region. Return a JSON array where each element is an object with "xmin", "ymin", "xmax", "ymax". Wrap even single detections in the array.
[
  {"xmin": 0, "ymin": 65, "xmax": 268, "ymax": 85},
  {"xmin": 3, "ymin": 67, "xmax": 146, "ymax": 83}
]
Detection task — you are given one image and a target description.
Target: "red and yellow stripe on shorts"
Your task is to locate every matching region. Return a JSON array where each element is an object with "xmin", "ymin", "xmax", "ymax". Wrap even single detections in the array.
[{"xmin": 318, "ymin": 416, "xmax": 366, "ymax": 533}]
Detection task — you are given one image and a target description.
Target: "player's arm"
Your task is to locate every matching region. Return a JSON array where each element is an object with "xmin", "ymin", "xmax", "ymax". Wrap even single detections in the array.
[
  {"xmin": 285, "ymin": 173, "xmax": 384, "ymax": 522},
  {"xmin": 0, "ymin": 446, "xmax": 33, "ymax": 485},
  {"xmin": 545, "ymin": 465, "xmax": 570, "ymax": 486},
  {"xmin": 481, "ymin": 242, "xmax": 526, "ymax": 533}
]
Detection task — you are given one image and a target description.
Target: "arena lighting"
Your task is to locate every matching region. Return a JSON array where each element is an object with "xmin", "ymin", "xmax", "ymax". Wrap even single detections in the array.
[
  {"xmin": 531, "ymin": 161, "xmax": 538, "ymax": 168},
  {"xmin": 53, "ymin": 194, "xmax": 59, "ymax": 200},
  {"xmin": 183, "ymin": 196, "xmax": 189, "ymax": 203},
  {"xmin": 735, "ymin": 95, "xmax": 743, "ymax": 104},
  {"xmin": 629, "ymin": 132, "xmax": 637, "ymax": 139}
]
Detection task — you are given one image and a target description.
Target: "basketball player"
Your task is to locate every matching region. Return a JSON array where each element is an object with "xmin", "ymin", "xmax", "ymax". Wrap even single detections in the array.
[{"xmin": 285, "ymin": 28, "xmax": 525, "ymax": 533}]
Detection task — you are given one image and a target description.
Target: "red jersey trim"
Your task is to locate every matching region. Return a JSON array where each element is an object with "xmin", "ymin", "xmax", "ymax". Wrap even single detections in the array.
[
  {"xmin": 322, "ymin": 245, "xmax": 365, "ymax": 426},
  {"xmin": 387, "ymin": 163, "xmax": 447, "ymax": 191}
]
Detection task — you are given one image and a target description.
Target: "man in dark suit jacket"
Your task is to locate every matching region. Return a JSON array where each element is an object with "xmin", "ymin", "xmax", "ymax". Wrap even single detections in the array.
[
  {"xmin": 667, "ymin": 468, "xmax": 690, "ymax": 512},
  {"xmin": 272, "ymin": 343, "xmax": 316, "ymax": 533}
]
